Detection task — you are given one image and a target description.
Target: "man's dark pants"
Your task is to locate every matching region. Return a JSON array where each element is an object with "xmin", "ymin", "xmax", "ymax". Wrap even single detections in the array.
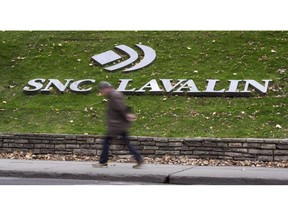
[{"xmin": 99, "ymin": 132, "xmax": 143, "ymax": 164}]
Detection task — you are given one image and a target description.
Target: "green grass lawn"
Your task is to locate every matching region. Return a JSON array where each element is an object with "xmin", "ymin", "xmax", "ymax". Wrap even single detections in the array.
[{"xmin": 0, "ymin": 31, "xmax": 287, "ymax": 138}]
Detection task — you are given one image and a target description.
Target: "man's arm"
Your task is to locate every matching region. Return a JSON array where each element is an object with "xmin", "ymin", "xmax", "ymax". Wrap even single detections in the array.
[{"xmin": 111, "ymin": 92, "xmax": 129, "ymax": 121}]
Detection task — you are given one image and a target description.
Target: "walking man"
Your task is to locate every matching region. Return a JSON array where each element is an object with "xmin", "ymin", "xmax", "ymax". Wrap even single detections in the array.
[{"xmin": 92, "ymin": 81, "xmax": 144, "ymax": 168}]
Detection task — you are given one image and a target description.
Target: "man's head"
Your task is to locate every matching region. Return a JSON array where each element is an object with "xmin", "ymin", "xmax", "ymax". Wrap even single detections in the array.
[{"xmin": 98, "ymin": 81, "xmax": 113, "ymax": 96}]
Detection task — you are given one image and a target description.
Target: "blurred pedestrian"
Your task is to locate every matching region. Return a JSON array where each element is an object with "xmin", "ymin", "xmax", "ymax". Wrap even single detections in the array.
[{"xmin": 92, "ymin": 81, "xmax": 144, "ymax": 168}]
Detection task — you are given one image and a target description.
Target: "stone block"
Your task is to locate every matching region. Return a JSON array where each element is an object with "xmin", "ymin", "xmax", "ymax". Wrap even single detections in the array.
[
  {"xmin": 230, "ymin": 148, "xmax": 248, "ymax": 153},
  {"xmin": 137, "ymin": 146, "xmax": 144, "ymax": 150},
  {"xmin": 95, "ymin": 138, "xmax": 103, "ymax": 144},
  {"xmin": 54, "ymin": 137, "xmax": 65, "ymax": 141},
  {"xmin": 228, "ymin": 143, "xmax": 242, "ymax": 148},
  {"xmin": 29, "ymin": 140, "xmax": 42, "ymax": 144},
  {"xmin": 65, "ymin": 135, "xmax": 77, "ymax": 140},
  {"xmin": 1, "ymin": 135, "xmax": 14, "ymax": 139},
  {"xmin": 128, "ymin": 137, "xmax": 138, "ymax": 142},
  {"xmin": 243, "ymin": 143, "xmax": 261, "ymax": 148},
  {"xmin": 176, "ymin": 146, "xmax": 189, "ymax": 151},
  {"xmin": 193, "ymin": 151, "xmax": 210, "ymax": 155},
  {"xmin": 66, "ymin": 144, "xmax": 79, "ymax": 149},
  {"xmin": 274, "ymin": 156, "xmax": 288, "ymax": 161},
  {"xmin": 195, "ymin": 147, "xmax": 213, "ymax": 151},
  {"xmin": 202, "ymin": 141, "xmax": 216, "ymax": 147},
  {"xmin": 137, "ymin": 136, "xmax": 154, "ymax": 141},
  {"xmin": 246, "ymin": 138, "xmax": 265, "ymax": 143},
  {"xmin": 34, "ymin": 144, "xmax": 46, "ymax": 148},
  {"xmin": 217, "ymin": 156, "xmax": 233, "ymax": 160},
  {"xmin": 217, "ymin": 143, "xmax": 228, "ymax": 148},
  {"xmin": 49, "ymin": 141, "xmax": 63, "ymax": 144},
  {"xmin": 79, "ymin": 144, "xmax": 90, "ymax": 149},
  {"xmin": 154, "ymin": 137, "xmax": 168, "ymax": 142},
  {"xmin": 184, "ymin": 142, "xmax": 201, "ymax": 147},
  {"xmin": 0, "ymin": 148, "xmax": 12, "ymax": 153},
  {"xmin": 156, "ymin": 142, "xmax": 169, "ymax": 146},
  {"xmin": 113, "ymin": 150, "xmax": 130, "ymax": 155},
  {"xmin": 241, "ymin": 153, "xmax": 257, "ymax": 159},
  {"xmin": 209, "ymin": 151, "xmax": 225, "ymax": 156},
  {"xmin": 180, "ymin": 151, "xmax": 193, "ymax": 155},
  {"xmin": 155, "ymin": 150, "xmax": 179, "ymax": 155},
  {"xmin": 225, "ymin": 152, "xmax": 243, "ymax": 157},
  {"xmin": 24, "ymin": 144, "xmax": 34, "ymax": 149},
  {"xmin": 169, "ymin": 142, "xmax": 183, "ymax": 147},
  {"xmin": 274, "ymin": 150, "xmax": 288, "ymax": 155},
  {"xmin": 248, "ymin": 149, "xmax": 273, "ymax": 155},
  {"xmin": 64, "ymin": 140, "xmax": 77, "ymax": 144},
  {"xmin": 258, "ymin": 155, "xmax": 273, "ymax": 161},
  {"xmin": 221, "ymin": 138, "xmax": 246, "ymax": 143},
  {"xmin": 74, "ymin": 149, "xmax": 96, "ymax": 156},
  {"xmin": 4, "ymin": 139, "xmax": 15, "ymax": 143},
  {"xmin": 55, "ymin": 151, "xmax": 72, "ymax": 155},
  {"xmin": 45, "ymin": 144, "xmax": 55, "ymax": 149},
  {"xmin": 196, "ymin": 155, "xmax": 216, "ymax": 159},
  {"xmin": 184, "ymin": 138, "xmax": 203, "ymax": 142},
  {"xmin": 87, "ymin": 138, "xmax": 95, "ymax": 143},
  {"xmin": 204, "ymin": 138, "xmax": 222, "ymax": 142},
  {"xmin": 260, "ymin": 144, "xmax": 276, "ymax": 149},
  {"xmin": 264, "ymin": 139, "xmax": 279, "ymax": 144},
  {"xmin": 130, "ymin": 141, "xmax": 140, "ymax": 146},
  {"xmin": 140, "ymin": 141, "xmax": 156, "ymax": 146},
  {"xmin": 76, "ymin": 136, "xmax": 87, "ymax": 142},
  {"xmin": 40, "ymin": 149, "xmax": 55, "ymax": 154},
  {"xmin": 90, "ymin": 144, "xmax": 103, "ymax": 150},
  {"xmin": 143, "ymin": 146, "xmax": 159, "ymax": 150},
  {"xmin": 168, "ymin": 138, "xmax": 184, "ymax": 142},
  {"xmin": 233, "ymin": 157, "xmax": 255, "ymax": 161},
  {"xmin": 277, "ymin": 144, "xmax": 288, "ymax": 150},
  {"xmin": 9, "ymin": 143, "xmax": 23, "ymax": 148},
  {"xmin": 279, "ymin": 139, "xmax": 288, "ymax": 144},
  {"xmin": 76, "ymin": 140, "xmax": 87, "ymax": 144},
  {"xmin": 141, "ymin": 150, "xmax": 156, "ymax": 154},
  {"xmin": 32, "ymin": 149, "xmax": 41, "ymax": 154},
  {"xmin": 55, "ymin": 144, "xmax": 66, "ymax": 151},
  {"xmin": 110, "ymin": 144, "xmax": 125, "ymax": 150}
]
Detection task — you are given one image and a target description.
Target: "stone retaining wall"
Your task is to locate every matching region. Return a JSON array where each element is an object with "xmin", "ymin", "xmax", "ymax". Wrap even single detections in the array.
[{"xmin": 0, "ymin": 133, "xmax": 288, "ymax": 161}]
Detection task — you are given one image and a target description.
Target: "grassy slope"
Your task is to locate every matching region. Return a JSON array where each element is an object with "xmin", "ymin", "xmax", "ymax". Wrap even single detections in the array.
[{"xmin": 0, "ymin": 31, "xmax": 287, "ymax": 138}]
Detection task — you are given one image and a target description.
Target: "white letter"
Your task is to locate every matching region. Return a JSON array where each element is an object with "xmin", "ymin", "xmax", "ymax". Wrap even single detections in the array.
[
  {"xmin": 136, "ymin": 79, "xmax": 162, "ymax": 94},
  {"xmin": 160, "ymin": 79, "xmax": 186, "ymax": 92},
  {"xmin": 117, "ymin": 79, "xmax": 136, "ymax": 93},
  {"xmin": 23, "ymin": 78, "xmax": 45, "ymax": 94},
  {"xmin": 41, "ymin": 79, "xmax": 73, "ymax": 93},
  {"xmin": 226, "ymin": 80, "xmax": 242, "ymax": 93},
  {"xmin": 242, "ymin": 80, "xmax": 272, "ymax": 94},
  {"xmin": 70, "ymin": 79, "xmax": 95, "ymax": 93},
  {"xmin": 174, "ymin": 80, "xmax": 199, "ymax": 94},
  {"xmin": 203, "ymin": 79, "xmax": 225, "ymax": 95}
]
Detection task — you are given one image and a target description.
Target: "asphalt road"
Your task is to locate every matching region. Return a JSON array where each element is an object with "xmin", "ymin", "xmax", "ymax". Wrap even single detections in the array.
[{"xmin": 0, "ymin": 177, "xmax": 160, "ymax": 185}]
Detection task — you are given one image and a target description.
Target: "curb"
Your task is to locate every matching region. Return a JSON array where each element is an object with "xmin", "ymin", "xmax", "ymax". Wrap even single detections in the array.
[
  {"xmin": 0, "ymin": 170, "xmax": 168, "ymax": 184},
  {"xmin": 1, "ymin": 159, "xmax": 288, "ymax": 185},
  {"xmin": 2, "ymin": 170, "xmax": 288, "ymax": 185}
]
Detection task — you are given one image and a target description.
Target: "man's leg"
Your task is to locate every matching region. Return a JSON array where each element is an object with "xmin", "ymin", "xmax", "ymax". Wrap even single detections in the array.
[
  {"xmin": 121, "ymin": 132, "xmax": 144, "ymax": 165},
  {"xmin": 99, "ymin": 135, "xmax": 112, "ymax": 164}
]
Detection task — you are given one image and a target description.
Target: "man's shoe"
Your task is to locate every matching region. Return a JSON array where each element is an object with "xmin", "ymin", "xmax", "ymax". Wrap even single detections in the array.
[
  {"xmin": 92, "ymin": 163, "xmax": 108, "ymax": 168},
  {"xmin": 132, "ymin": 161, "xmax": 144, "ymax": 169}
]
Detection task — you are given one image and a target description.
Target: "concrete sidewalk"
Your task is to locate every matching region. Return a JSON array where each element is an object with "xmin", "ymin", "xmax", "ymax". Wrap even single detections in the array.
[{"xmin": 1, "ymin": 159, "xmax": 288, "ymax": 185}]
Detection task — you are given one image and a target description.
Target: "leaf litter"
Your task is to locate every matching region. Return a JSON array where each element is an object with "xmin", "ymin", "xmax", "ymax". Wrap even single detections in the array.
[{"xmin": 1, "ymin": 151, "xmax": 288, "ymax": 168}]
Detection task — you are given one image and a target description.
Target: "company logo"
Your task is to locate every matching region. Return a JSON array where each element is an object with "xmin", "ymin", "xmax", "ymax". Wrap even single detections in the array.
[
  {"xmin": 91, "ymin": 44, "xmax": 156, "ymax": 72},
  {"xmin": 23, "ymin": 44, "xmax": 272, "ymax": 97}
]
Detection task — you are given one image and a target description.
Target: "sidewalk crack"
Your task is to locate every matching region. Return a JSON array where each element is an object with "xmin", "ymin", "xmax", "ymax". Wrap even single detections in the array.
[{"xmin": 164, "ymin": 166, "xmax": 197, "ymax": 184}]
